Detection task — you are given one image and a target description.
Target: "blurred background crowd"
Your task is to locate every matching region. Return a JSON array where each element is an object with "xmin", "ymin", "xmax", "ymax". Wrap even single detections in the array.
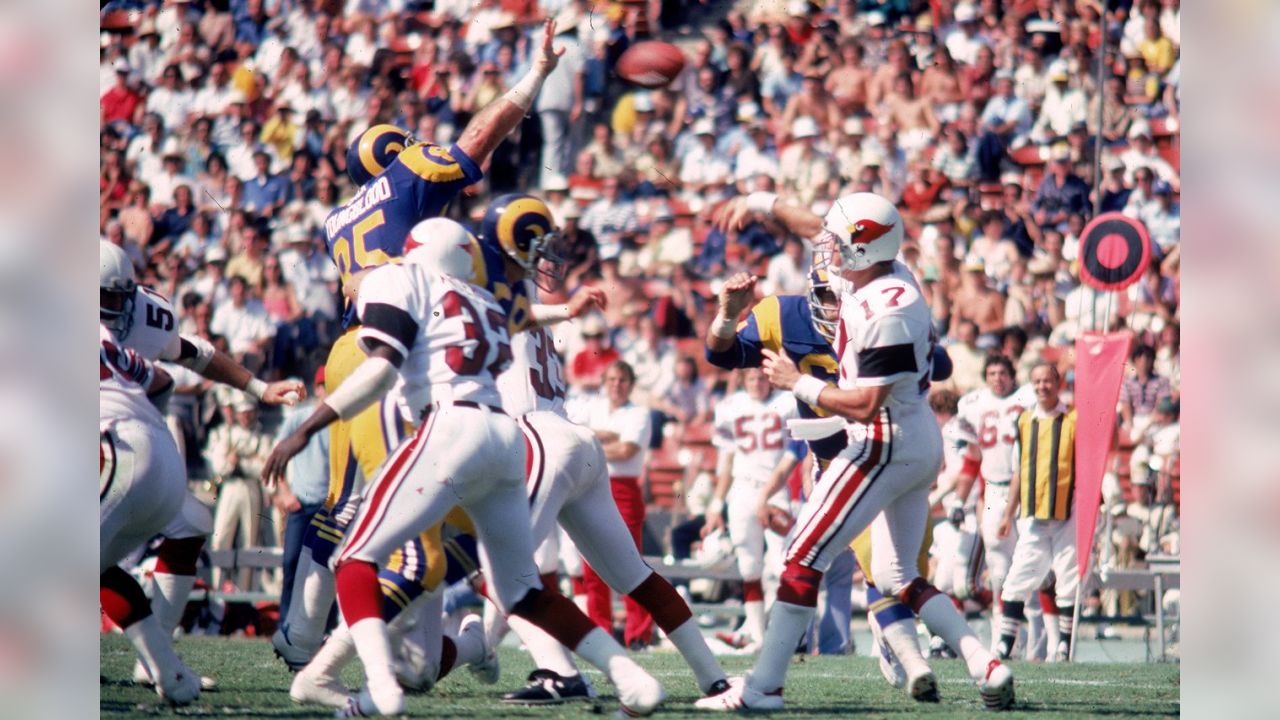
[{"xmin": 99, "ymin": 0, "xmax": 1179, "ymax": 630}]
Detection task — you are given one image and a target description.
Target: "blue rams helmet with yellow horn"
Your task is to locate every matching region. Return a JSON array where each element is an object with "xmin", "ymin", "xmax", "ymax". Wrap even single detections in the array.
[
  {"xmin": 807, "ymin": 266, "xmax": 840, "ymax": 341},
  {"xmin": 346, "ymin": 124, "xmax": 414, "ymax": 186},
  {"xmin": 481, "ymin": 193, "xmax": 567, "ymax": 292}
]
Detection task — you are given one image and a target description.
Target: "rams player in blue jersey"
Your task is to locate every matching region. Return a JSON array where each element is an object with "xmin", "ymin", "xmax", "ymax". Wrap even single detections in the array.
[
  {"xmin": 275, "ymin": 20, "xmax": 579, "ymax": 671},
  {"xmin": 705, "ymin": 266, "xmax": 949, "ymax": 700}
]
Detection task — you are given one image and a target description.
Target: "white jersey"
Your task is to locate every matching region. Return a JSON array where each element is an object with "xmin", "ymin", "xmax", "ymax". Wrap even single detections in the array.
[
  {"xmin": 834, "ymin": 263, "xmax": 936, "ymax": 413},
  {"xmin": 578, "ymin": 395, "xmax": 651, "ymax": 478},
  {"xmin": 498, "ymin": 325, "xmax": 568, "ymax": 417},
  {"xmin": 956, "ymin": 384, "xmax": 1036, "ymax": 484},
  {"xmin": 939, "ymin": 415, "xmax": 981, "ymax": 510},
  {"xmin": 713, "ymin": 390, "xmax": 799, "ymax": 486},
  {"xmin": 100, "ymin": 324, "xmax": 165, "ymax": 428},
  {"xmin": 123, "ymin": 286, "xmax": 183, "ymax": 362},
  {"xmin": 356, "ymin": 263, "xmax": 511, "ymax": 415}
]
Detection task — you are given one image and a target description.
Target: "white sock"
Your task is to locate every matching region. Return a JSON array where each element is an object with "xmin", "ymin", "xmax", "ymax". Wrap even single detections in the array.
[
  {"xmin": 305, "ymin": 623, "xmax": 356, "ymax": 679},
  {"xmin": 283, "ymin": 550, "xmax": 335, "ymax": 652},
  {"xmin": 483, "ymin": 599, "xmax": 509, "ymax": 649},
  {"xmin": 391, "ymin": 593, "xmax": 441, "ymax": 681},
  {"xmin": 751, "ymin": 600, "xmax": 813, "ymax": 693},
  {"xmin": 572, "ymin": 626, "xmax": 635, "ymax": 677},
  {"xmin": 125, "ymin": 615, "xmax": 182, "ymax": 681},
  {"xmin": 150, "ymin": 573, "xmax": 196, "ymax": 636},
  {"xmin": 1045, "ymin": 609, "xmax": 1062, "ymax": 651},
  {"xmin": 509, "ymin": 613, "xmax": 580, "ymax": 676},
  {"xmin": 744, "ymin": 600, "xmax": 766, "ymax": 642},
  {"xmin": 880, "ymin": 618, "xmax": 932, "ymax": 678},
  {"xmin": 1025, "ymin": 603, "xmax": 1045, "ymax": 661},
  {"xmin": 665, "ymin": 619, "xmax": 727, "ymax": 693},
  {"xmin": 917, "ymin": 594, "xmax": 993, "ymax": 682},
  {"xmin": 348, "ymin": 617, "xmax": 399, "ymax": 690}
]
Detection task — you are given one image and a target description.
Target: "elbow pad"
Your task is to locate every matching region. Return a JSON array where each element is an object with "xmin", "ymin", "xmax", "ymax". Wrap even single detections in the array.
[
  {"xmin": 177, "ymin": 334, "xmax": 216, "ymax": 374},
  {"xmin": 322, "ymin": 357, "xmax": 398, "ymax": 421}
]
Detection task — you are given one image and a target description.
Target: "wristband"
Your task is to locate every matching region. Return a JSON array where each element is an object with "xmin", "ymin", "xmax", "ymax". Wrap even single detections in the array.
[
  {"xmin": 710, "ymin": 313, "xmax": 737, "ymax": 340},
  {"xmin": 707, "ymin": 497, "xmax": 725, "ymax": 517},
  {"xmin": 504, "ymin": 67, "xmax": 545, "ymax": 111},
  {"xmin": 792, "ymin": 375, "xmax": 827, "ymax": 408},
  {"xmin": 245, "ymin": 377, "xmax": 268, "ymax": 400},
  {"xmin": 745, "ymin": 191, "xmax": 778, "ymax": 216}
]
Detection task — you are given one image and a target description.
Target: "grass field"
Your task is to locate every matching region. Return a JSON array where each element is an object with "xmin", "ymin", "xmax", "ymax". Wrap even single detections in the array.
[{"xmin": 101, "ymin": 634, "xmax": 1179, "ymax": 718}]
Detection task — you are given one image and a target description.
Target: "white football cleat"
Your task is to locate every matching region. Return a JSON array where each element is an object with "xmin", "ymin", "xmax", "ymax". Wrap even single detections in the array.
[
  {"xmin": 291, "ymin": 665, "xmax": 350, "ymax": 708},
  {"xmin": 273, "ymin": 626, "xmax": 319, "ymax": 671},
  {"xmin": 869, "ymin": 618, "xmax": 906, "ymax": 688},
  {"xmin": 133, "ymin": 658, "xmax": 216, "ymax": 690},
  {"xmin": 460, "ymin": 614, "xmax": 500, "ymax": 685},
  {"xmin": 335, "ymin": 682, "xmax": 406, "ymax": 717},
  {"xmin": 979, "ymin": 660, "xmax": 1016, "ymax": 711},
  {"xmin": 693, "ymin": 675, "xmax": 784, "ymax": 712},
  {"xmin": 154, "ymin": 662, "xmax": 201, "ymax": 706},
  {"xmin": 611, "ymin": 659, "xmax": 665, "ymax": 717},
  {"xmin": 906, "ymin": 669, "xmax": 940, "ymax": 703}
]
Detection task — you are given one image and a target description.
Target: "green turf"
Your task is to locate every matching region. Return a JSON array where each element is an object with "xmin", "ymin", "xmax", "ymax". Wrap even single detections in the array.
[{"xmin": 101, "ymin": 634, "xmax": 1179, "ymax": 718}]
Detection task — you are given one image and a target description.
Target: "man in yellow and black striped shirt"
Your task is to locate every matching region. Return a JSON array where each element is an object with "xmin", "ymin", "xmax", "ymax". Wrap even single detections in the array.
[{"xmin": 994, "ymin": 362, "xmax": 1079, "ymax": 662}]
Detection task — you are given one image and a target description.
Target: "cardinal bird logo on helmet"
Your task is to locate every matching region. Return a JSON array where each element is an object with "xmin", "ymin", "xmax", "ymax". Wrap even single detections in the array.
[{"xmin": 846, "ymin": 219, "xmax": 897, "ymax": 243}]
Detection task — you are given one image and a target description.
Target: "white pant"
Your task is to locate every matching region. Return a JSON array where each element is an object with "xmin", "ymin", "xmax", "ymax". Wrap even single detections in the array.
[
  {"xmin": 980, "ymin": 483, "xmax": 1019, "ymax": 590},
  {"xmin": 337, "ymin": 404, "xmax": 537, "ymax": 613},
  {"xmin": 101, "ymin": 420, "xmax": 186, "ymax": 574},
  {"xmin": 1001, "ymin": 515, "xmax": 1079, "ymax": 602},
  {"xmin": 930, "ymin": 515, "xmax": 979, "ymax": 598},
  {"xmin": 211, "ymin": 477, "xmax": 264, "ymax": 590},
  {"xmin": 727, "ymin": 477, "xmax": 788, "ymax": 581},
  {"xmin": 521, "ymin": 411, "xmax": 651, "ymax": 595},
  {"xmin": 160, "ymin": 491, "xmax": 214, "ymax": 540},
  {"xmin": 786, "ymin": 406, "xmax": 943, "ymax": 596}
]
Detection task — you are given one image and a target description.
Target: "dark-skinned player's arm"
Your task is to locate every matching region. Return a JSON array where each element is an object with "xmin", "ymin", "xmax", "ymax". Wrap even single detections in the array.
[
  {"xmin": 261, "ymin": 340, "xmax": 402, "ymax": 487},
  {"xmin": 761, "ymin": 348, "xmax": 894, "ymax": 424},
  {"xmin": 453, "ymin": 19, "xmax": 564, "ymax": 166}
]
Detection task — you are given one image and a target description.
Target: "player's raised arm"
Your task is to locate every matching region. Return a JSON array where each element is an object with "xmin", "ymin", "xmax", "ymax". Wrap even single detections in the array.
[
  {"xmin": 712, "ymin": 192, "xmax": 825, "ymax": 240},
  {"xmin": 706, "ymin": 272, "xmax": 758, "ymax": 354},
  {"xmin": 454, "ymin": 19, "xmax": 564, "ymax": 166}
]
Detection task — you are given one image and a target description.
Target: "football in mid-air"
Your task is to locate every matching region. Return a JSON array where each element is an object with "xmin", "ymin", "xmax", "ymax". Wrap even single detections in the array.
[
  {"xmin": 767, "ymin": 506, "xmax": 795, "ymax": 535},
  {"xmin": 616, "ymin": 41, "xmax": 686, "ymax": 88}
]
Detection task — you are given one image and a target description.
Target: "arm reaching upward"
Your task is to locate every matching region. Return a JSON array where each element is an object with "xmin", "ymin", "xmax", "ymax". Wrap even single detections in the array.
[{"xmin": 454, "ymin": 19, "xmax": 565, "ymax": 165}]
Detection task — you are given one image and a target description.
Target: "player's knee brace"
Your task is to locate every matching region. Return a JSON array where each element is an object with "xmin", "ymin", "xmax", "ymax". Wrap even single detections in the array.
[
  {"xmin": 777, "ymin": 562, "xmax": 823, "ymax": 606},
  {"xmin": 101, "ymin": 566, "xmax": 153, "ymax": 629},
  {"xmin": 895, "ymin": 577, "xmax": 943, "ymax": 614}
]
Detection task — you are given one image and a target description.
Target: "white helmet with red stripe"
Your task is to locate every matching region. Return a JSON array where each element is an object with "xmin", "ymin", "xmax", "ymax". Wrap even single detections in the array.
[
  {"xmin": 403, "ymin": 217, "xmax": 483, "ymax": 282},
  {"xmin": 819, "ymin": 192, "xmax": 903, "ymax": 273}
]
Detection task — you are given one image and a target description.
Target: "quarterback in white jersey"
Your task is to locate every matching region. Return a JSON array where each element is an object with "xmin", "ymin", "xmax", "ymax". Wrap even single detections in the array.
[
  {"xmin": 100, "ymin": 323, "xmax": 202, "ymax": 706},
  {"xmin": 100, "ymin": 241, "xmax": 303, "ymax": 689},
  {"xmin": 698, "ymin": 192, "xmax": 1013, "ymax": 712},
  {"xmin": 703, "ymin": 368, "xmax": 800, "ymax": 650},
  {"xmin": 489, "ymin": 320, "xmax": 728, "ymax": 703},
  {"xmin": 263, "ymin": 220, "xmax": 662, "ymax": 718},
  {"xmin": 955, "ymin": 354, "xmax": 1035, "ymax": 640}
]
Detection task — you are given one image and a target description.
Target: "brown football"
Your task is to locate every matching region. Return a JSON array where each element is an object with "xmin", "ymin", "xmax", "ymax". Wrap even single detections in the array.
[
  {"xmin": 616, "ymin": 41, "xmax": 686, "ymax": 88},
  {"xmin": 767, "ymin": 506, "xmax": 795, "ymax": 535}
]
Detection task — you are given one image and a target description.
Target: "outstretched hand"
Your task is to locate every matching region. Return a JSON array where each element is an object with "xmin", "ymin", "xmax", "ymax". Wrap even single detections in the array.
[
  {"xmin": 262, "ymin": 433, "xmax": 308, "ymax": 490},
  {"xmin": 718, "ymin": 272, "xmax": 757, "ymax": 319},
  {"xmin": 711, "ymin": 196, "xmax": 756, "ymax": 234},
  {"xmin": 568, "ymin": 287, "xmax": 608, "ymax": 318},
  {"xmin": 262, "ymin": 379, "xmax": 306, "ymax": 406},
  {"xmin": 534, "ymin": 19, "xmax": 566, "ymax": 77}
]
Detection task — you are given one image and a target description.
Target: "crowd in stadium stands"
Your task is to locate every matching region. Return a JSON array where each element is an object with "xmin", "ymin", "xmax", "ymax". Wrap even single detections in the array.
[{"xmin": 100, "ymin": 0, "xmax": 1179, "ymax": 625}]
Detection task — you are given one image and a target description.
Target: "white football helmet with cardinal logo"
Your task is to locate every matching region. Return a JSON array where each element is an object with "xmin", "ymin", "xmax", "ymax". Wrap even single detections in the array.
[{"xmin": 816, "ymin": 192, "xmax": 904, "ymax": 273}]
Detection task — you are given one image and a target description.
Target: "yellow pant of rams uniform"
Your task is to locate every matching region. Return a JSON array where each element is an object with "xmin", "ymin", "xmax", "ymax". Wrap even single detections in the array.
[{"xmin": 315, "ymin": 328, "xmax": 473, "ymax": 597}]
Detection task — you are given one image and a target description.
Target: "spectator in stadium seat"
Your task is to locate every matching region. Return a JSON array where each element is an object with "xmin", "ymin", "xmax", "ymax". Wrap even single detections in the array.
[
  {"xmin": 998, "ymin": 175, "xmax": 1041, "ymax": 257},
  {"xmin": 226, "ymin": 222, "xmax": 270, "ymax": 289},
  {"xmin": 825, "ymin": 39, "xmax": 871, "ymax": 116},
  {"xmin": 241, "ymin": 151, "xmax": 290, "ymax": 219},
  {"xmin": 1120, "ymin": 344, "xmax": 1174, "ymax": 444},
  {"xmin": 1140, "ymin": 181, "xmax": 1180, "ymax": 257},
  {"xmin": 778, "ymin": 116, "xmax": 834, "ymax": 206},
  {"xmin": 1030, "ymin": 62, "xmax": 1087, "ymax": 144},
  {"xmin": 1032, "ymin": 147, "xmax": 1090, "ymax": 229},
  {"xmin": 968, "ymin": 211, "xmax": 1021, "ymax": 289},
  {"xmin": 953, "ymin": 260, "xmax": 1007, "ymax": 337},
  {"xmin": 581, "ymin": 176, "xmax": 638, "ymax": 261},
  {"xmin": 679, "ymin": 119, "xmax": 733, "ymax": 197},
  {"xmin": 536, "ymin": 15, "xmax": 586, "ymax": 187},
  {"xmin": 946, "ymin": 3, "xmax": 991, "ymax": 65},
  {"xmin": 1120, "ymin": 121, "xmax": 1180, "ymax": 190},
  {"xmin": 762, "ymin": 237, "xmax": 811, "ymax": 297},
  {"xmin": 211, "ymin": 276, "xmax": 274, "ymax": 370},
  {"xmin": 101, "ymin": 59, "xmax": 142, "ymax": 126},
  {"xmin": 976, "ymin": 70, "xmax": 1032, "ymax": 182},
  {"xmin": 567, "ymin": 314, "xmax": 620, "ymax": 393}
]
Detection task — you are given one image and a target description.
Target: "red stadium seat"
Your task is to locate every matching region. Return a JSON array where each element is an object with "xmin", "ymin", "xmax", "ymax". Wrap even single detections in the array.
[{"xmin": 101, "ymin": 10, "xmax": 138, "ymax": 32}]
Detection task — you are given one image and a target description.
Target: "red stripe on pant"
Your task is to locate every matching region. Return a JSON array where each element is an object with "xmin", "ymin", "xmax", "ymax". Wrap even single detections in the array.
[
  {"xmin": 341, "ymin": 411, "xmax": 437, "ymax": 563},
  {"xmin": 787, "ymin": 414, "xmax": 885, "ymax": 566},
  {"xmin": 582, "ymin": 476, "xmax": 653, "ymax": 646}
]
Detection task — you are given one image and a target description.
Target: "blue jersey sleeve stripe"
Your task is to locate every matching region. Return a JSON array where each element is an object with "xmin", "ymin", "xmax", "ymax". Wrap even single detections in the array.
[{"xmin": 448, "ymin": 143, "xmax": 485, "ymax": 184}]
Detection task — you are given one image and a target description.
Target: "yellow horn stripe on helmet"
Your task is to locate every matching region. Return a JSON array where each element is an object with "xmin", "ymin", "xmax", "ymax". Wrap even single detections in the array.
[
  {"xmin": 496, "ymin": 197, "xmax": 553, "ymax": 267},
  {"xmin": 358, "ymin": 124, "xmax": 406, "ymax": 179}
]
